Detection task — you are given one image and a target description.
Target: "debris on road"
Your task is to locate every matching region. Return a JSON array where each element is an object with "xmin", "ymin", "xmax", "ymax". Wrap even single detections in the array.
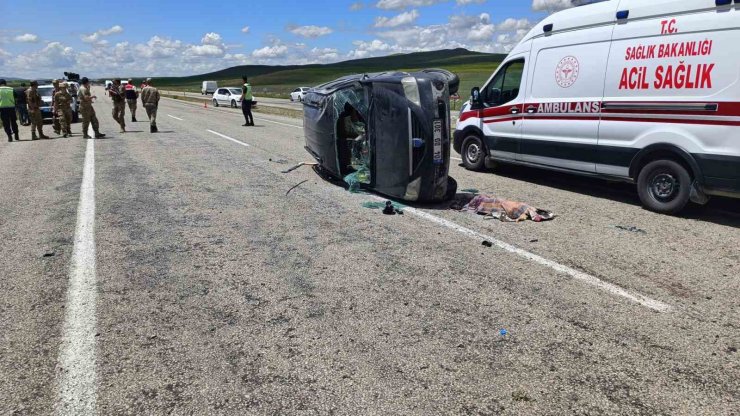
[
  {"xmin": 269, "ymin": 158, "xmax": 289, "ymax": 164},
  {"xmin": 460, "ymin": 188, "xmax": 479, "ymax": 194},
  {"xmin": 362, "ymin": 200, "xmax": 404, "ymax": 215},
  {"xmin": 281, "ymin": 162, "xmax": 318, "ymax": 174},
  {"xmin": 286, "ymin": 179, "xmax": 309, "ymax": 196},
  {"xmin": 482, "ymin": 240, "xmax": 493, "ymax": 247},
  {"xmin": 42, "ymin": 251, "xmax": 56, "ymax": 258},
  {"xmin": 499, "ymin": 329, "xmax": 508, "ymax": 336},
  {"xmin": 614, "ymin": 225, "xmax": 647, "ymax": 234},
  {"xmin": 459, "ymin": 194, "xmax": 555, "ymax": 222}
]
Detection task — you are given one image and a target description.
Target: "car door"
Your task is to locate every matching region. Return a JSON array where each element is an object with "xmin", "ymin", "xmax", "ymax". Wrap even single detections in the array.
[
  {"xmin": 520, "ymin": 9, "xmax": 615, "ymax": 173},
  {"xmin": 478, "ymin": 55, "xmax": 528, "ymax": 161}
]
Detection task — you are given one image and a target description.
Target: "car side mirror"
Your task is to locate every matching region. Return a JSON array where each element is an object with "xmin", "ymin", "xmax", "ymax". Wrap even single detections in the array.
[{"xmin": 470, "ymin": 87, "xmax": 483, "ymax": 110}]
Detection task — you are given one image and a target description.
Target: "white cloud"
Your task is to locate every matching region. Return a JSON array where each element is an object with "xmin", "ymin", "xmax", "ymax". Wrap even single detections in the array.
[
  {"xmin": 241, "ymin": 26, "xmax": 250, "ymax": 33},
  {"xmin": 134, "ymin": 36, "xmax": 183, "ymax": 59},
  {"xmin": 374, "ymin": 10, "xmax": 420, "ymax": 28},
  {"xmin": 201, "ymin": 32, "xmax": 223, "ymax": 46},
  {"xmin": 456, "ymin": 0, "xmax": 486, "ymax": 4},
  {"xmin": 497, "ymin": 18, "xmax": 532, "ymax": 31},
  {"xmin": 252, "ymin": 45, "xmax": 289, "ymax": 59},
  {"xmin": 288, "ymin": 25, "xmax": 333, "ymax": 38},
  {"xmin": 14, "ymin": 33, "xmax": 39, "ymax": 43},
  {"xmin": 185, "ymin": 32, "xmax": 226, "ymax": 58},
  {"xmin": 350, "ymin": 2, "xmax": 364, "ymax": 10},
  {"xmin": 82, "ymin": 25, "xmax": 124, "ymax": 43},
  {"xmin": 5, "ymin": 42, "xmax": 77, "ymax": 76},
  {"xmin": 376, "ymin": 0, "xmax": 444, "ymax": 10},
  {"xmin": 532, "ymin": 0, "xmax": 576, "ymax": 12}
]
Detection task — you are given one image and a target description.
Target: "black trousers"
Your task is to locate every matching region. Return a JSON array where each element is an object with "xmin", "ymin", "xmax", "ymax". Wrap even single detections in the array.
[
  {"xmin": 1, "ymin": 107, "xmax": 19, "ymax": 137},
  {"xmin": 241, "ymin": 100, "xmax": 254, "ymax": 125}
]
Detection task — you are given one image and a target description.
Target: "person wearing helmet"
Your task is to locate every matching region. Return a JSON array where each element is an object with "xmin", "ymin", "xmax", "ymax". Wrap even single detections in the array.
[{"xmin": 25, "ymin": 81, "xmax": 49, "ymax": 140}]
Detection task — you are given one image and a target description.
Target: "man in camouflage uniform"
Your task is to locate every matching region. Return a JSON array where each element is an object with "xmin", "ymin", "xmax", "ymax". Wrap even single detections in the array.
[
  {"xmin": 54, "ymin": 82, "xmax": 74, "ymax": 137},
  {"xmin": 140, "ymin": 78, "xmax": 160, "ymax": 133},
  {"xmin": 109, "ymin": 78, "xmax": 126, "ymax": 133},
  {"xmin": 25, "ymin": 81, "xmax": 49, "ymax": 140},
  {"xmin": 125, "ymin": 78, "xmax": 138, "ymax": 122},
  {"xmin": 78, "ymin": 77, "xmax": 105, "ymax": 139},
  {"xmin": 51, "ymin": 79, "xmax": 62, "ymax": 135}
]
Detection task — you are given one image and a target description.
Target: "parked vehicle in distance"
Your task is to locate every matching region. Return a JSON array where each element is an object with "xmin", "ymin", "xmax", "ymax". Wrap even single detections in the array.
[
  {"xmin": 212, "ymin": 88, "xmax": 243, "ymax": 108},
  {"xmin": 104, "ymin": 80, "xmax": 112, "ymax": 90},
  {"xmin": 290, "ymin": 87, "xmax": 311, "ymax": 102},
  {"xmin": 455, "ymin": 0, "xmax": 740, "ymax": 214},
  {"xmin": 303, "ymin": 69, "xmax": 459, "ymax": 202},
  {"xmin": 38, "ymin": 84, "xmax": 78, "ymax": 122},
  {"xmin": 202, "ymin": 81, "xmax": 218, "ymax": 95}
]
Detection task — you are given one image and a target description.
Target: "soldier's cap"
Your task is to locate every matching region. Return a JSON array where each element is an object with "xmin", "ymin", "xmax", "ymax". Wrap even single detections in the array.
[
  {"xmin": 81, "ymin": 77, "xmax": 89, "ymax": 84},
  {"xmin": 113, "ymin": 78, "xmax": 121, "ymax": 82},
  {"xmin": 0, "ymin": 79, "xmax": 6, "ymax": 85}
]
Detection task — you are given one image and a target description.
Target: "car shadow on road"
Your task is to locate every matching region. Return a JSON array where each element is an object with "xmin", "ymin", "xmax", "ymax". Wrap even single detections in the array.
[{"xmin": 456, "ymin": 164, "xmax": 740, "ymax": 228}]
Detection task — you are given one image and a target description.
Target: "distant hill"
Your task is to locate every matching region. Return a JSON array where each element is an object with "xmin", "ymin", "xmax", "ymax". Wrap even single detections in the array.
[{"xmin": 152, "ymin": 48, "xmax": 506, "ymax": 97}]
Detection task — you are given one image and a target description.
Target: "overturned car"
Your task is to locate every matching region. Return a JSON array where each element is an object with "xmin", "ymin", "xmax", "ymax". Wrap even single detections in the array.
[{"xmin": 302, "ymin": 69, "xmax": 459, "ymax": 202}]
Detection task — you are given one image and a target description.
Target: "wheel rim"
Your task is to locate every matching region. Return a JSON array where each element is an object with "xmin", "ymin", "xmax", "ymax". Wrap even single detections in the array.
[
  {"xmin": 213, "ymin": 100, "xmax": 217, "ymax": 106},
  {"xmin": 649, "ymin": 171, "xmax": 679, "ymax": 202},
  {"xmin": 465, "ymin": 140, "xmax": 481, "ymax": 164}
]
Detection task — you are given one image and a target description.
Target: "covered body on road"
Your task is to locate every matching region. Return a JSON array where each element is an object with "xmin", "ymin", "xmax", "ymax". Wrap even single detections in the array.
[{"xmin": 302, "ymin": 69, "xmax": 459, "ymax": 202}]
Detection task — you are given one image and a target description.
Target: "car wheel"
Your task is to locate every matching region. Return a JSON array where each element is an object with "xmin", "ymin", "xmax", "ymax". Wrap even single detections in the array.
[
  {"xmin": 637, "ymin": 159, "xmax": 692, "ymax": 214},
  {"xmin": 290, "ymin": 96, "xmax": 294, "ymax": 102},
  {"xmin": 231, "ymin": 100, "xmax": 237, "ymax": 108},
  {"xmin": 461, "ymin": 135, "xmax": 487, "ymax": 171},
  {"xmin": 213, "ymin": 99, "xmax": 219, "ymax": 107}
]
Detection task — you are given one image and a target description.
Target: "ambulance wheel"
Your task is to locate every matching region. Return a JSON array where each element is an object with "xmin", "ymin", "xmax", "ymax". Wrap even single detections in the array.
[
  {"xmin": 462, "ymin": 135, "xmax": 486, "ymax": 171},
  {"xmin": 637, "ymin": 159, "xmax": 691, "ymax": 214},
  {"xmin": 212, "ymin": 99, "xmax": 219, "ymax": 107}
]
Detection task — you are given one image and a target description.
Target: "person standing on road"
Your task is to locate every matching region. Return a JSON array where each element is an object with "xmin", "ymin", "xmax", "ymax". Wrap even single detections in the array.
[
  {"xmin": 14, "ymin": 83, "xmax": 30, "ymax": 126},
  {"xmin": 25, "ymin": 81, "xmax": 49, "ymax": 140},
  {"xmin": 125, "ymin": 78, "xmax": 138, "ymax": 122},
  {"xmin": 109, "ymin": 78, "xmax": 126, "ymax": 133},
  {"xmin": 51, "ymin": 79, "xmax": 62, "ymax": 135},
  {"xmin": 0, "ymin": 79, "xmax": 20, "ymax": 142},
  {"xmin": 54, "ymin": 82, "xmax": 74, "ymax": 138},
  {"xmin": 140, "ymin": 78, "xmax": 160, "ymax": 133},
  {"xmin": 78, "ymin": 77, "xmax": 105, "ymax": 139},
  {"xmin": 239, "ymin": 75, "xmax": 254, "ymax": 127}
]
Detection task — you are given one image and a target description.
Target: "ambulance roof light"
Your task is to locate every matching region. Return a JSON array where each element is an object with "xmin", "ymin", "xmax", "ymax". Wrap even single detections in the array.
[
  {"xmin": 715, "ymin": 0, "xmax": 731, "ymax": 5},
  {"xmin": 543, "ymin": 23, "xmax": 553, "ymax": 33},
  {"xmin": 616, "ymin": 10, "xmax": 629, "ymax": 20}
]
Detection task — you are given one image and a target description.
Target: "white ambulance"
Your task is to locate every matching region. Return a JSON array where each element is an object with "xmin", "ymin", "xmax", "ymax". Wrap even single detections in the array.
[{"xmin": 455, "ymin": 0, "xmax": 739, "ymax": 214}]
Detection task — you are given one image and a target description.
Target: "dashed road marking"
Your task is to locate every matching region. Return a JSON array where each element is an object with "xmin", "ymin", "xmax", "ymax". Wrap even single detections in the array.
[
  {"xmin": 258, "ymin": 118, "xmax": 302, "ymax": 129},
  {"xmin": 394, "ymin": 202, "xmax": 671, "ymax": 313},
  {"xmin": 207, "ymin": 129, "xmax": 250, "ymax": 147},
  {"xmin": 55, "ymin": 137, "xmax": 98, "ymax": 415},
  {"xmin": 167, "ymin": 114, "xmax": 183, "ymax": 121}
]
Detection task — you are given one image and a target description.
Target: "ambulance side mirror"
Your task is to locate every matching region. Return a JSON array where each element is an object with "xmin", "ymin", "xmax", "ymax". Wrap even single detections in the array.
[{"xmin": 470, "ymin": 87, "xmax": 483, "ymax": 110}]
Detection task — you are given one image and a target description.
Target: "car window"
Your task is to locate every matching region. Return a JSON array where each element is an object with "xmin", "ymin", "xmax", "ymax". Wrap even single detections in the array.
[
  {"xmin": 482, "ymin": 59, "xmax": 525, "ymax": 107},
  {"xmin": 38, "ymin": 87, "xmax": 53, "ymax": 97},
  {"xmin": 229, "ymin": 89, "xmax": 241, "ymax": 95}
]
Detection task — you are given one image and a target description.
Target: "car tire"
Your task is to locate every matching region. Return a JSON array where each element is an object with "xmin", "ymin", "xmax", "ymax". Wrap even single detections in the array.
[
  {"xmin": 461, "ymin": 135, "xmax": 487, "ymax": 171},
  {"xmin": 290, "ymin": 96, "xmax": 294, "ymax": 102},
  {"xmin": 213, "ymin": 99, "xmax": 219, "ymax": 107},
  {"xmin": 298, "ymin": 96, "xmax": 303, "ymax": 102},
  {"xmin": 231, "ymin": 100, "xmax": 237, "ymax": 108},
  {"xmin": 636, "ymin": 159, "xmax": 692, "ymax": 214}
]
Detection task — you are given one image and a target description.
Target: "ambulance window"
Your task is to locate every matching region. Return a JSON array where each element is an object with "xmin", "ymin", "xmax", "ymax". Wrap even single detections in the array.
[{"xmin": 483, "ymin": 59, "xmax": 524, "ymax": 107}]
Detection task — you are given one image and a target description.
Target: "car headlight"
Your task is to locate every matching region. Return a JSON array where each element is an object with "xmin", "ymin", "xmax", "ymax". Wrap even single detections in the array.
[{"xmin": 402, "ymin": 77, "xmax": 421, "ymax": 108}]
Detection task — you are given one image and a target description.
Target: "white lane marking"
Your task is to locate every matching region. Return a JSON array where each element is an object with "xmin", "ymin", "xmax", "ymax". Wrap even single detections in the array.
[
  {"xmin": 207, "ymin": 129, "xmax": 250, "ymax": 147},
  {"xmin": 451, "ymin": 157, "xmax": 463, "ymax": 161},
  {"xmin": 258, "ymin": 118, "xmax": 302, "ymax": 129},
  {"xmin": 167, "ymin": 114, "xmax": 183, "ymax": 121},
  {"xmin": 393, "ymin": 202, "xmax": 671, "ymax": 313},
  {"xmin": 55, "ymin": 138, "xmax": 98, "ymax": 414}
]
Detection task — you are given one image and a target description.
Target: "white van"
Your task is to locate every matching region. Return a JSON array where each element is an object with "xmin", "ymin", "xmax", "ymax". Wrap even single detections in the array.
[
  {"xmin": 455, "ymin": 0, "xmax": 739, "ymax": 214},
  {"xmin": 202, "ymin": 81, "xmax": 218, "ymax": 95}
]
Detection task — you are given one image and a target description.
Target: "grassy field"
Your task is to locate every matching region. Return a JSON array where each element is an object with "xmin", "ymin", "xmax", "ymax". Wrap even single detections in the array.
[{"xmin": 151, "ymin": 48, "xmax": 503, "ymax": 103}]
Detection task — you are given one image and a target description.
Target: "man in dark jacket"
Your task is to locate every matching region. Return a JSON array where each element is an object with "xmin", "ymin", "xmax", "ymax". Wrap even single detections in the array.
[{"xmin": 14, "ymin": 83, "xmax": 30, "ymax": 126}]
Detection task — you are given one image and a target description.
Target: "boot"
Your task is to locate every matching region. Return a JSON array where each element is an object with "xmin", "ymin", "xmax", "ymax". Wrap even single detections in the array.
[
  {"xmin": 150, "ymin": 125, "xmax": 156, "ymax": 133},
  {"xmin": 32, "ymin": 133, "xmax": 39, "ymax": 140},
  {"xmin": 95, "ymin": 132, "xmax": 106, "ymax": 138},
  {"xmin": 132, "ymin": 116, "xmax": 137, "ymax": 122},
  {"xmin": 14, "ymin": 133, "xmax": 19, "ymax": 141},
  {"xmin": 39, "ymin": 133, "xmax": 50, "ymax": 139},
  {"xmin": 83, "ymin": 133, "xmax": 92, "ymax": 139},
  {"xmin": 7, "ymin": 134, "xmax": 12, "ymax": 142}
]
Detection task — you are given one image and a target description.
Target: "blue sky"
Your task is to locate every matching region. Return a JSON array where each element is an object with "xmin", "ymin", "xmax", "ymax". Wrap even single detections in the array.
[{"xmin": 0, "ymin": 0, "xmax": 583, "ymax": 78}]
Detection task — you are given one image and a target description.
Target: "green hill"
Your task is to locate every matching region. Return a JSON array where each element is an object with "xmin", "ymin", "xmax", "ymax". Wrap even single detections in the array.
[{"xmin": 153, "ymin": 48, "xmax": 505, "ymax": 99}]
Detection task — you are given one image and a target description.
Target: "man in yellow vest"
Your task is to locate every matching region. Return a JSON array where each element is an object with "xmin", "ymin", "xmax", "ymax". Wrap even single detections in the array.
[
  {"xmin": 0, "ymin": 79, "xmax": 20, "ymax": 142},
  {"xmin": 239, "ymin": 75, "xmax": 254, "ymax": 127}
]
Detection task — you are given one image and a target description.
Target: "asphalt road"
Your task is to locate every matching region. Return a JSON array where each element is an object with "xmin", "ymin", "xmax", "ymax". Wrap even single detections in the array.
[
  {"xmin": 1, "ymin": 88, "xmax": 738, "ymax": 415},
  {"xmin": 159, "ymin": 90, "xmax": 303, "ymax": 111}
]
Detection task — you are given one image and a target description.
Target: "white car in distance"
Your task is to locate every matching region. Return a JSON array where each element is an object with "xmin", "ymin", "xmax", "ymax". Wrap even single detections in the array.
[
  {"xmin": 212, "ymin": 88, "xmax": 243, "ymax": 108},
  {"xmin": 290, "ymin": 87, "xmax": 310, "ymax": 102}
]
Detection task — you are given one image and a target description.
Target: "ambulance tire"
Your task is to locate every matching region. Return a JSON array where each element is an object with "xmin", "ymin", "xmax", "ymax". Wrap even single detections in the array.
[
  {"xmin": 461, "ymin": 135, "xmax": 487, "ymax": 171},
  {"xmin": 637, "ymin": 159, "xmax": 691, "ymax": 214}
]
